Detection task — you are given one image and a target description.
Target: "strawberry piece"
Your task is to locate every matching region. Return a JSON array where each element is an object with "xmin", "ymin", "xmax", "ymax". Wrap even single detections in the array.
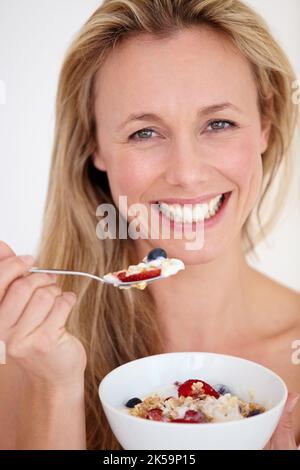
[
  {"xmin": 177, "ymin": 379, "xmax": 220, "ymax": 399},
  {"xmin": 172, "ymin": 410, "xmax": 206, "ymax": 423},
  {"xmin": 117, "ymin": 268, "xmax": 161, "ymax": 283},
  {"xmin": 146, "ymin": 408, "xmax": 164, "ymax": 421}
]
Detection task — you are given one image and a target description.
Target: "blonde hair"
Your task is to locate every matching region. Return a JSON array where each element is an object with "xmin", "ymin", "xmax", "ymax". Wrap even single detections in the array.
[{"xmin": 37, "ymin": 0, "xmax": 299, "ymax": 449}]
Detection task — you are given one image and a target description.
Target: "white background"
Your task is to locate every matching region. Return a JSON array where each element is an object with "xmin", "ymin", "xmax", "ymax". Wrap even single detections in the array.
[{"xmin": 0, "ymin": 0, "xmax": 299, "ymax": 291}]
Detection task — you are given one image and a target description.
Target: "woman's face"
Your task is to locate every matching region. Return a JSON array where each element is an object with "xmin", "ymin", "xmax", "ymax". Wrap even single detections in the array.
[{"xmin": 93, "ymin": 27, "xmax": 270, "ymax": 263}]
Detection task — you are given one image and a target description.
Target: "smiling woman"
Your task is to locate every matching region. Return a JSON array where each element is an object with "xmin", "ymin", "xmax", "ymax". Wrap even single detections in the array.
[{"xmin": 0, "ymin": 0, "xmax": 299, "ymax": 451}]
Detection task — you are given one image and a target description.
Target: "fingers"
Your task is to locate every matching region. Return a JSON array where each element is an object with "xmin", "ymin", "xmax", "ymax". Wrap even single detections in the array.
[
  {"xmin": 0, "ymin": 243, "xmax": 83, "ymax": 385},
  {"xmin": 287, "ymin": 392, "xmax": 299, "ymax": 411},
  {"xmin": 15, "ymin": 293, "xmax": 77, "ymax": 358},
  {"xmin": 13, "ymin": 284, "xmax": 63, "ymax": 336},
  {"xmin": 278, "ymin": 392, "xmax": 299, "ymax": 431},
  {"xmin": 39, "ymin": 292, "xmax": 77, "ymax": 336},
  {"xmin": 5, "ymin": 290, "xmax": 77, "ymax": 361},
  {"xmin": 0, "ymin": 273, "xmax": 58, "ymax": 331},
  {"xmin": 0, "ymin": 240, "xmax": 16, "ymax": 261},
  {"xmin": 267, "ymin": 392, "xmax": 299, "ymax": 450},
  {"xmin": 0, "ymin": 254, "xmax": 35, "ymax": 302}
]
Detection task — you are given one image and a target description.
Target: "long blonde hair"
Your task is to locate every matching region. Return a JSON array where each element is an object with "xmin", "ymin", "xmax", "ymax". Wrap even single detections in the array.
[{"xmin": 37, "ymin": 0, "xmax": 299, "ymax": 449}]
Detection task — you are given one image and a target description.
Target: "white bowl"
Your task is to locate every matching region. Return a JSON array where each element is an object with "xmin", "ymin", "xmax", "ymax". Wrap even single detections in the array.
[{"xmin": 99, "ymin": 352, "xmax": 287, "ymax": 450}]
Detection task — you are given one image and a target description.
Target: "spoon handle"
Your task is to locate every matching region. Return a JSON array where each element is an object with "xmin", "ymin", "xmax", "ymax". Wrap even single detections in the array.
[{"xmin": 29, "ymin": 267, "xmax": 104, "ymax": 283}]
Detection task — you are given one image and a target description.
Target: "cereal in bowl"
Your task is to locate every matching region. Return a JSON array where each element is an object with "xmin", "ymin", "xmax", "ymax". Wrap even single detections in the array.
[{"xmin": 125, "ymin": 378, "xmax": 265, "ymax": 423}]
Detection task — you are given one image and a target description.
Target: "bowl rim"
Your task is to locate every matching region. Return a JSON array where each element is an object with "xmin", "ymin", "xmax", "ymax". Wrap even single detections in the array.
[{"xmin": 99, "ymin": 351, "xmax": 288, "ymax": 428}]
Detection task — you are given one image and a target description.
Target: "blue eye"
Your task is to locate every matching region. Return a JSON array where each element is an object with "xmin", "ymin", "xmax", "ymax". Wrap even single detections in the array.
[
  {"xmin": 129, "ymin": 120, "xmax": 236, "ymax": 142},
  {"xmin": 207, "ymin": 120, "xmax": 236, "ymax": 132},
  {"xmin": 129, "ymin": 128, "xmax": 157, "ymax": 141}
]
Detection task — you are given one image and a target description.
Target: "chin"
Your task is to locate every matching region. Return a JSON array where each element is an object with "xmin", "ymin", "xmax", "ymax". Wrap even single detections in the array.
[{"xmin": 143, "ymin": 237, "xmax": 229, "ymax": 266}]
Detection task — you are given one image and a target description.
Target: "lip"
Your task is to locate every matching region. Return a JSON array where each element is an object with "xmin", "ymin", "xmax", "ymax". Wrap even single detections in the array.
[
  {"xmin": 153, "ymin": 192, "xmax": 231, "ymax": 205},
  {"xmin": 154, "ymin": 191, "xmax": 232, "ymax": 230}
]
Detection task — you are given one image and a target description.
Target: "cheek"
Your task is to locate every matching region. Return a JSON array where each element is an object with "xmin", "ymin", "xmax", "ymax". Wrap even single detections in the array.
[
  {"xmin": 105, "ymin": 154, "xmax": 159, "ymax": 206},
  {"xmin": 216, "ymin": 134, "xmax": 263, "ymax": 201}
]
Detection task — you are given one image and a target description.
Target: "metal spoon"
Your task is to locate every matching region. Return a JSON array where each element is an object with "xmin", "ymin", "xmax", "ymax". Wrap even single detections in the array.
[{"xmin": 29, "ymin": 267, "xmax": 165, "ymax": 288}]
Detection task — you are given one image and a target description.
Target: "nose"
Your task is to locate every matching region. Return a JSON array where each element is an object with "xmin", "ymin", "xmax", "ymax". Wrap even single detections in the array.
[{"xmin": 164, "ymin": 136, "xmax": 212, "ymax": 188}]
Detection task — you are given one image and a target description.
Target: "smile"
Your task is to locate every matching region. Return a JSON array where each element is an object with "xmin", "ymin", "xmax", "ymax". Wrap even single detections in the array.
[{"xmin": 156, "ymin": 193, "xmax": 228, "ymax": 223}]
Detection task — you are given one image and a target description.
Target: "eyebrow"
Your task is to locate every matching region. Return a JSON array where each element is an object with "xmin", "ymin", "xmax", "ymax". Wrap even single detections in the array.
[{"xmin": 116, "ymin": 102, "xmax": 242, "ymax": 131}]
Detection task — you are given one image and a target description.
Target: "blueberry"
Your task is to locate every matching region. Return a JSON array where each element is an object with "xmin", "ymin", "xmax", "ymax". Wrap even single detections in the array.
[
  {"xmin": 214, "ymin": 384, "xmax": 232, "ymax": 395},
  {"xmin": 125, "ymin": 397, "xmax": 142, "ymax": 408},
  {"xmin": 147, "ymin": 248, "xmax": 167, "ymax": 262}
]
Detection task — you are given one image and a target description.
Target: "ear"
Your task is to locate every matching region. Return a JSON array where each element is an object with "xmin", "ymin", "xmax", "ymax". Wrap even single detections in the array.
[
  {"xmin": 92, "ymin": 148, "xmax": 107, "ymax": 172},
  {"xmin": 260, "ymin": 96, "xmax": 273, "ymax": 155},
  {"xmin": 260, "ymin": 118, "xmax": 272, "ymax": 155}
]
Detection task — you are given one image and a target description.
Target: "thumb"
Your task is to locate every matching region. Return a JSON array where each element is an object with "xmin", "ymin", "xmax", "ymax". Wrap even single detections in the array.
[
  {"xmin": 0, "ymin": 240, "xmax": 15, "ymax": 261},
  {"xmin": 268, "ymin": 392, "xmax": 299, "ymax": 450}
]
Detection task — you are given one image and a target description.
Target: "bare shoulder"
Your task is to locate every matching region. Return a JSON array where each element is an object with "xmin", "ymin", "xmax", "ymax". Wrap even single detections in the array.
[
  {"xmin": 269, "ymin": 277, "xmax": 300, "ymax": 333},
  {"xmin": 0, "ymin": 361, "xmax": 23, "ymax": 449},
  {"xmin": 249, "ymin": 267, "xmax": 300, "ymax": 336},
  {"xmin": 249, "ymin": 269, "xmax": 300, "ymax": 443}
]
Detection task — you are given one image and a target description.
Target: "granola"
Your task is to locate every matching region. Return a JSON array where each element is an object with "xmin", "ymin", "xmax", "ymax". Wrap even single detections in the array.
[{"xmin": 125, "ymin": 379, "xmax": 265, "ymax": 423}]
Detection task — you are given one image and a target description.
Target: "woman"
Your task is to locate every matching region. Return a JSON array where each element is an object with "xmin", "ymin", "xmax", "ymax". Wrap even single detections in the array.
[{"xmin": 0, "ymin": 0, "xmax": 299, "ymax": 450}]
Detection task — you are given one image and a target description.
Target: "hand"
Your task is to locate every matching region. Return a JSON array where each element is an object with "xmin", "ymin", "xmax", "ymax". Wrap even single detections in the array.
[
  {"xmin": 0, "ymin": 240, "xmax": 87, "ymax": 387},
  {"xmin": 264, "ymin": 392, "xmax": 299, "ymax": 450}
]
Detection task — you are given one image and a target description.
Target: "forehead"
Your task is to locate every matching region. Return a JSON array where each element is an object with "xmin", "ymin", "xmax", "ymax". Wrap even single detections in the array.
[{"xmin": 94, "ymin": 27, "xmax": 257, "ymax": 119}]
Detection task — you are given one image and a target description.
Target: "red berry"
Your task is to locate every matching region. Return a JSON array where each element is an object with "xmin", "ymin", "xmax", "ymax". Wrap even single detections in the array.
[
  {"xmin": 172, "ymin": 410, "xmax": 206, "ymax": 423},
  {"xmin": 146, "ymin": 408, "xmax": 164, "ymax": 421},
  {"xmin": 177, "ymin": 379, "xmax": 220, "ymax": 399},
  {"xmin": 117, "ymin": 268, "xmax": 161, "ymax": 283},
  {"xmin": 184, "ymin": 410, "xmax": 206, "ymax": 422}
]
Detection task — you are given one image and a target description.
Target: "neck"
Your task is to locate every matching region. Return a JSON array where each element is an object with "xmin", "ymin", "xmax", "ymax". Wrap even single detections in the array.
[{"xmin": 142, "ymin": 237, "xmax": 255, "ymax": 353}]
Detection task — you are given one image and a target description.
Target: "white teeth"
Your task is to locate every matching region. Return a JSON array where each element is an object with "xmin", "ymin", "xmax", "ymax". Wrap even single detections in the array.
[
  {"xmin": 160, "ymin": 202, "xmax": 169, "ymax": 213},
  {"xmin": 209, "ymin": 198, "xmax": 216, "ymax": 213},
  {"xmin": 158, "ymin": 195, "xmax": 224, "ymax": 223},
  {"xmin": 202, "ymin": 203, "xmax": 209, "ymax": 219},
  {"xmin": 193, "ymin": 205, "xmax": 205, "ymax": 220},
  {"xmin": 175, "ymin": 205, "xmax": 182, "ymax": 219},
  {"xmin": 183, "ymin": 206, "xmax": 193, "ymax": 223}
]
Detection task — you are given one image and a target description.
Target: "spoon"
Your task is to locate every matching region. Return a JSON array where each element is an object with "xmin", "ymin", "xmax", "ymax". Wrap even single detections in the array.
[{"xmin": 28, "ymin": 267, "xmax": 165, "ymax": 288}]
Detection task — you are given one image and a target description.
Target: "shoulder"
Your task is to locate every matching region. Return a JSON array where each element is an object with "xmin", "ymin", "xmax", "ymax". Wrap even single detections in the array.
[
  {"xmin": 248, "ymin": 269, "xmax": 300, "ymax": 443},
  {"xmin": 250, "ymin": 268, "xmax": 300, "ymax": 386},
  {"xmin": 249, "ymin": 268, "xmax": 300, "ymax": 338}
]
